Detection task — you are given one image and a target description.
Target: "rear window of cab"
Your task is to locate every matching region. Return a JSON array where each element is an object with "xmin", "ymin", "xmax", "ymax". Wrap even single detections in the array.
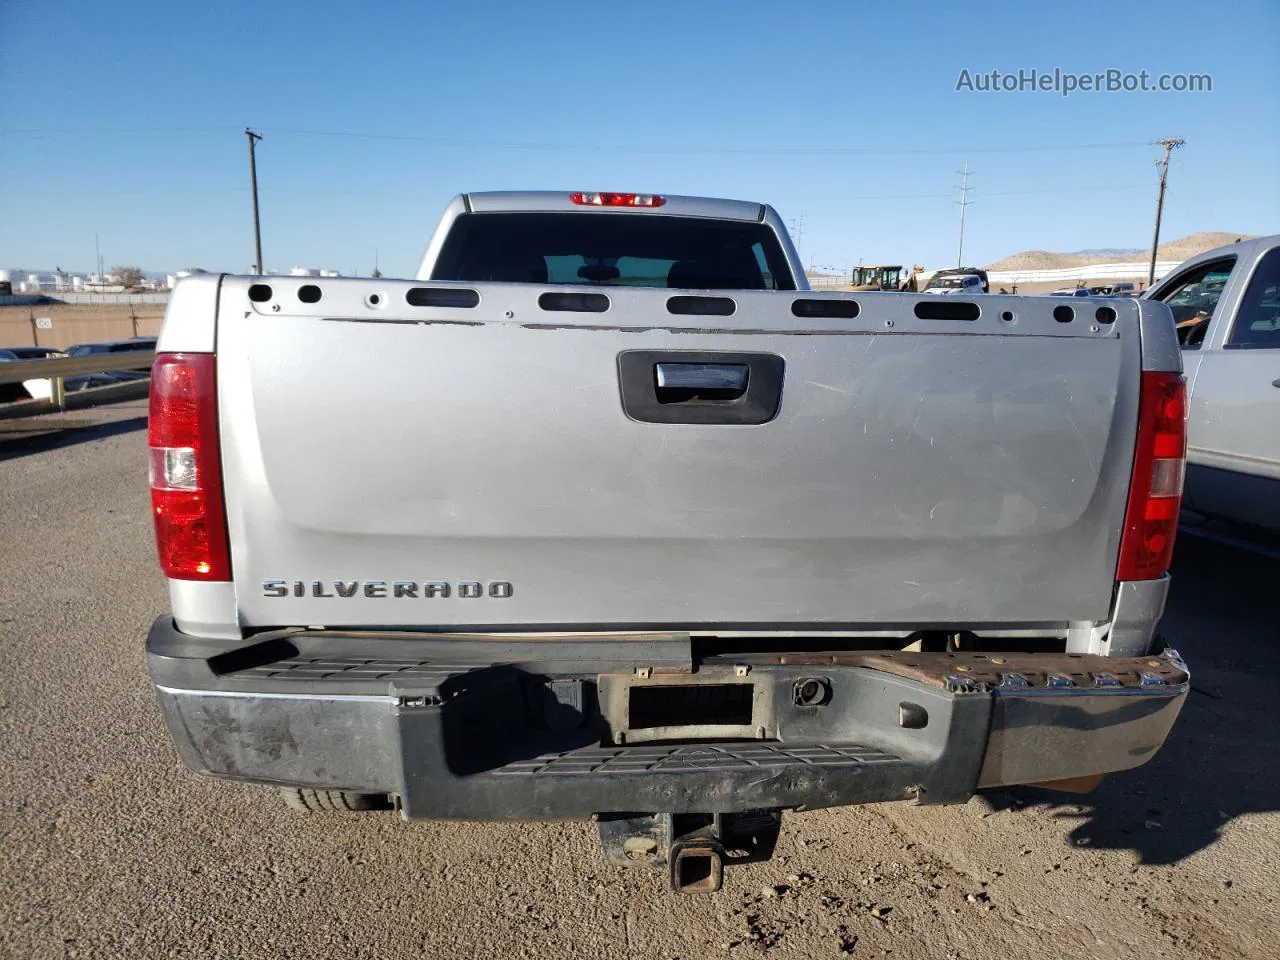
[{"xmin": 430, "ymin": 212, "xmax": 795, "ymax": 290}]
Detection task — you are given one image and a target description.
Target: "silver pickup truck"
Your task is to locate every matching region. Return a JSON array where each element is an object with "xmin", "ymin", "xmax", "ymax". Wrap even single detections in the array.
[
  {"xmin": 1145, "ymin": 234, "xmax": 1280, "ymax": 532},
  {"xmin": 147, "ymin": 191, "xmax": 1190, "ymax": 893}
]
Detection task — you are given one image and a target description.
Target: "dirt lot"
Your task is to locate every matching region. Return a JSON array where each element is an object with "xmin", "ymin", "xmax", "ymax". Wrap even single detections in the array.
[{"xmin": 1, "ymin": 405, "xmax": 1278, "ymax": 960}]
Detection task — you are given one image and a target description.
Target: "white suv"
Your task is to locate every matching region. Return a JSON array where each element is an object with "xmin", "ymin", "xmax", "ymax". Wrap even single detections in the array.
[{"xmin": 923, "ymin": 273, "xmax": 984, "ymax": 295}]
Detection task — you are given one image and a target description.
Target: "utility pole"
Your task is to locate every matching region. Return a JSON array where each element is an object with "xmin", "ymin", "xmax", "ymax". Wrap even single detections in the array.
[
  {"xmin": 954, "ymin": 163, "xmax": 973, "ymax": 267},
  {"xmin": 245, "ymin": 128, "xmax": 264, "ymax": 274},
  {"xmin": 94, "ymin": 233, "xmax": 102, "ymax": 280},
  {"xmin": 1148, "ymin": 137, "xmax": 1185, "ymax": 287}
]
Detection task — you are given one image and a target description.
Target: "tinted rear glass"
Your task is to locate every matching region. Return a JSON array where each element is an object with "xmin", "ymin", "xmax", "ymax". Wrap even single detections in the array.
[{"xmin": 430, "ymin": 212, "xmax": 795, "ymax": 290}]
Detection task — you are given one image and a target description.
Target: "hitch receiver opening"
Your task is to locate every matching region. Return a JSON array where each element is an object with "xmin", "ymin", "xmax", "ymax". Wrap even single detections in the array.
[{"xmin": 671, "ymin": 840, "xmax": 725, "ymax": 894}]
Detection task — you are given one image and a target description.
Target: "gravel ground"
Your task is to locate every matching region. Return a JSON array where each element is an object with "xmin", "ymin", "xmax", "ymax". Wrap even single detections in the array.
[{"xmin": 2, "ymin": 401, "xmax": 1277, "ymax": 960}]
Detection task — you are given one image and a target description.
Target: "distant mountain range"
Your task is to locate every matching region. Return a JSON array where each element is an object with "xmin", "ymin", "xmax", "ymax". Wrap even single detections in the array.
[{"xmin": 987, "ymin": 233, "xmax": 1255, "ymax": 272}]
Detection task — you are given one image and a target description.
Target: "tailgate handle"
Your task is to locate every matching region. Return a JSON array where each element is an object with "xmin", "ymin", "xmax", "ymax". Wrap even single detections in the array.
[
  {"xmin": 655, "ymin": 363, "xmax": 749, "ymax": 393},
  {"xmin": 619, "ymin": 351, "xmax": 784, "ymax": 425}
]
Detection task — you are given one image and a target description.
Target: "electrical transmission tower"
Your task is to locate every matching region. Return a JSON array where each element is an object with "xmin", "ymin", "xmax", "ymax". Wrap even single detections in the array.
[{"xmin": 954, "ymin": 163, "xmax": 973, "ymax": 267}]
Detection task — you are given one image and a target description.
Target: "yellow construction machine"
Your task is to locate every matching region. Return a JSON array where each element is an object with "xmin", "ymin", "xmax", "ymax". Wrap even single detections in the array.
[{"xmin": 850, "ymin": 265, "xmax": 924, "ymax": 292}]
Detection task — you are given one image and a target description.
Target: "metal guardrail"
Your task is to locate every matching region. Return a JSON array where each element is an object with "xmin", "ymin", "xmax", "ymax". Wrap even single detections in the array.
[
  {"xmin": 54, "ymin": 293, "xmax": 171, "ymax": 305},
  {"xmin": 807, "ymin": 276, "xmax": 854, "ymax": 289},
  {"xmin": 0, "ymin": 292, "xmax": 170, "ymax": 306},
  {"xmin": 0, "ymin": 352, "xmax": 155, "ymax": 414}
]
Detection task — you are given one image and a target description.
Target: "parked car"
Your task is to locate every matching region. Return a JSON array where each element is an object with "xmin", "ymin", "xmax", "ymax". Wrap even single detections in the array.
[
  {"xmin": 1109, "ymin": 282, "xmax": 1137, "ymax": 297},
  {"xmin": 922, "ymin": 273, "xmax": 984, "ymax": 295},
  {"xmin": 3, "ymin": 345, "xmax": 65, "ymax": 360},
  {"xmin": 65, "ymin": 336, "xmax": 157, "ymax": 359},
  {"xmin": 63, "ymin": 337, "xmax": 157, "ymax": 391},
  {"xmin": 1088, "ymin": 285, "xmax": 1113, "ymax": 296},
  {"xmin": 927, "ymin": 267, "xmax": 990, "ymax": 293},
  {"xmin": 1146, "ymin": 234, "xmax": 1280, "ymax": 532},
  {"xmin": 1049, "ymin": 288, "xmax": 1093, "ymax": 297},
  {"xmin": 0, "ymin": 348, "xmax": 55, "ymax": 402},
  {"xmin": 145, "ymin": 191, "xmax": 1190, "ymax": 893}
]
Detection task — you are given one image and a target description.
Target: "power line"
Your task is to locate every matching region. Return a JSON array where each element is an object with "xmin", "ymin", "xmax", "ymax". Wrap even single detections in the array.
[
  {"xmin": 1161, "ymin": 186, "xmax": 1202, "ymax": 234},
  {"xmin": 975, "ymin": 183, "xmax": 1150, "ymax": 198},
  {"xmin": 832, "ymin": 183, "xmax": 1152, "ymax": 202},
  {"xmin": 0, "ymin": 126, "xmax": 238, "ymax": 137},
  {"xmin": 8, "ymin": 182, "xmax": 1157, "ymax": 202},
  {"xmin": 0, "ymin": 126, "xmax": 1153, "ymax": 158},
  {"xmin": 271, "ymin": 129, "xmax": 1159, "ymax": 159}
]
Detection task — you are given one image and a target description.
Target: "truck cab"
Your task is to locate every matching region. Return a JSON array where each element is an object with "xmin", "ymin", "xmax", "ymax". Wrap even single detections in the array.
[{"xmin": 417, "ymin": 191, "xmax": 807, "ymax": 291}]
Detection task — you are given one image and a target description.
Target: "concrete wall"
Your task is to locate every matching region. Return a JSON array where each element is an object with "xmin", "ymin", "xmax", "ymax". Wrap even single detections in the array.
[
  {"xmin": 987, "ymin": 260, "xmax": 1181, "ymax": 285},
  {"xmin": 0, "ymin": 304, "xmax": 165, "ymax": 350}
]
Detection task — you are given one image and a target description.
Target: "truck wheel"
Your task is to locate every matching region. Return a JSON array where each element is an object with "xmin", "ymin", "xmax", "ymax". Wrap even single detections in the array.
[{"xmin": 279, "ymin": 788, "xmax": 392, "ymax": 813}]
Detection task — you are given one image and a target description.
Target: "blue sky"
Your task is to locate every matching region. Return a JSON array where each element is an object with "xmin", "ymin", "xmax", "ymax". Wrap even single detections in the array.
[{"xmin": 1, "ymin": 0, "xmax": 1276, "ymax": 277}]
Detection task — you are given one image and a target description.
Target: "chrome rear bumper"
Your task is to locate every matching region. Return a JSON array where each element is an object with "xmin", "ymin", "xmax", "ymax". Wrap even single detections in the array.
[{"xmin": 977, "ymin": 655, "xmax": 1188, "ymax": 787}]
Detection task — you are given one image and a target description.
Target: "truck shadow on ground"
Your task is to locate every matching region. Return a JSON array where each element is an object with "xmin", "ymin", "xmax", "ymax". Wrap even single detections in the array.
[
  {"xmin": 0, "ymin": 414, "xmax": 147, "ymax": 461},
  {"xmin": 978, "ymin": 533, "xmax": 1280, "ymax": 865}
]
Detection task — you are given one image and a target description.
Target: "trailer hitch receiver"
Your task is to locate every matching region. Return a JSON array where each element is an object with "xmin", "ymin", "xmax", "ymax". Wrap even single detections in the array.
[
  {"xmin": 670, "ymin": 839, "xmax": 725, "ymax": 893},
  {"xmin": 597, "ymin": 810, "xmax": 782, "ymax": 894}
]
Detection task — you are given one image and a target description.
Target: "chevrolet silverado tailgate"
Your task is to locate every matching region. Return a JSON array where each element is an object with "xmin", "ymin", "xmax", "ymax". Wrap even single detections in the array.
[{"xmin": 215, "ymin": 277, "xmax": 1145, "ymax": 630}]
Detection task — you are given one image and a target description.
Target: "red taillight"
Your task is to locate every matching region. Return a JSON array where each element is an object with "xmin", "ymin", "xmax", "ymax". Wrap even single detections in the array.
[
  {"xmin": 148, "ymin": 353, "xmax": 231, "ymax": 581},
  {"xmin": 1117, "ymin": 371, "xmax": 1186, "ymax": 580},
  {"xmin": 569, "ymin": 192, "xmax": 666, "ymax": 207}
]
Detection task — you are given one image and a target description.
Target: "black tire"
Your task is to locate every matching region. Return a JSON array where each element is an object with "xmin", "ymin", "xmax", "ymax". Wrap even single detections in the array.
[{"xmin": 278, "ymin": 788, "xmax": 392, "ymax": 813}]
